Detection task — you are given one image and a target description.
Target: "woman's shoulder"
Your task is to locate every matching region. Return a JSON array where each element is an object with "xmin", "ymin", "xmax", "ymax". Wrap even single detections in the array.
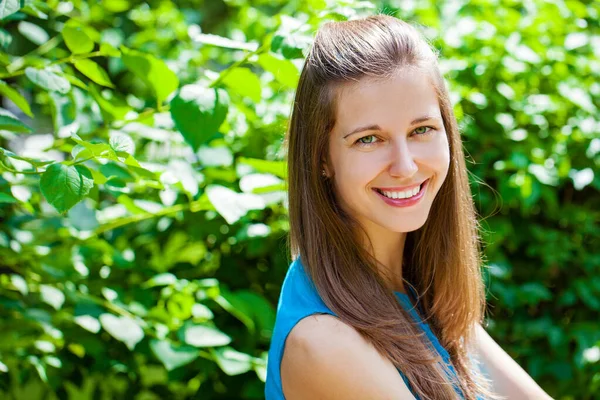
[
  {"xmin": 285, "ymin": 313, "xmax": 364, "ymax": 356},
  {"xmin": 281, "ymin": 313, "xmax": 417, "ymax": 399},
  {"xmin": 265, "ymin": 258, "xmax": 340, "ymax": 399}
]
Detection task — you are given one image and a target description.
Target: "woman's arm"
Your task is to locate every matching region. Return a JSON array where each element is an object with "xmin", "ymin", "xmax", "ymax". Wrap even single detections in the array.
[
  {"xmin": 281, "ymin": 314, "xmax": 417, "ymax": 399},
  {"xmin": 473, "ymin": 323, "xmax": 554, "ymax": 400}
]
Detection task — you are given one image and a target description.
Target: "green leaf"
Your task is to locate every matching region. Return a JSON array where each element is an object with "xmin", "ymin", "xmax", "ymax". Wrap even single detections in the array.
[
  {"xmin": 99, "ymin": 42, "xmax": 120, "ymax": 57},
  {"xmin": 271, "ymin": 18, "xmax": 313, "ymax": 59},
  {"xmin": 109, "ymin": 131, "xmax": 135, "ymax": 154},
  {"xmin": 205, "ymin": 185, "xmax": 266, "ymax": 225},
  {"xmin": 63, "ymin": 73, "xmax": 88, "ymax": 90},
  {"xmin": 39, "ymin": 285, "xmax": 65, "ymax": 310},
  {"xmin": 142, "ymin": 273, "xmax": 177, "ymax": 288},
  {"xmin": 222, "ymin": 289, "xmax": 276, "ymax": 340},
  {"xmin": 0, "ymin": 192, "xmax": 18, "ymax": 203},
  {"xmin": 0, "ymin": 0, "xmax": 21, "ymax": 20},
  {"xmin": 251, "ymin": 183, "xmax": 286, "ymax": 194},
  {"xmin": 99, "ymin": 314, "xmax": 144, "ymax": 350},
  {"xmin": 197, "ymin": 146, "xmax": 233, "ymax": 167},
  {"xmin": 89, "ymin": 167, "xmax": 107, "ymax": 185},
  {"xmin": 213, "ymin": 293, "xmax": 253, "ymax": 333},
  {"xmin": 25, "ymin": 68, "xmax": 71, "ymax": 94},
  {"xmin": 258, "ymin": 53, "xmax": 299, "ymax": 88},
  {"xmin": 150, "ymin": 339, "xmax": 199, "ymax": 371},
  {"xmin": 122, "ymin": 154, "xmax": 156, "ymax": 179},
  {"xmin": 71, "ymin": 133, "xmax": 118, "ymax": 160},
  {"xmin": 210, "ymin": 347, "xmax": 254, "ymax": 376},
  {"xmin": 18, "ymin": 21, "xmax": 49, "ymax": 45},
  {"xmin": 100, "ymin": 164, "xmax": 134, "ymax": 183},
  {"xmin": 0, "ymin": 28, "xmax": 12, "ymax": 49},
  {"xmin": 0, "ymin": 107, "xmax": 32, "ymax": 132},
  {"xmin": 192, "ymin": 303, "xmax": 214, "ymax": 320},
  {"xmin": 102, "ymin": 0, "xmax": 129, "ymax": 13},
  {"xmin": 179, "ymin": 323, "xmax": 232, "ymax": 348},
  {"xmin": 48, "ymin": 91, "xmax": 75, "ymax": 130},
  {"xmin": 40, "ymin": 163, "xmax": 94, "ymax": 213},
  {"xmin": 0, "ymin": 80, "xmax": 33, "ymax": 117},
  {"xmin": 221, "ymin": 68, "xmax": 262, "ymax": 102},
  {"xmin": 73, "ymin": 315, "xmax": 100, "ymax": 333},
  {"xmin": 89, "ymin": 85, "xmax": 131, "ymax": 121},
  {"xmin": 271, "ymin": 34, "xmax": 305, "ymax": 59},
  {"xmin": 62, "ymin": 22, "xmax": 94, "ymax": 54},
  {"xmin": 21, "ymin": 3, "xmax": 47, "ymax": 19},
  {"xmin": 73, "ymin": 59, "xmax": 113, "ymax": 87},
  {"xmin": 28, "ymin": 355, "xmax": 48, "ymax": 383},
  {"xmin": 11, "ymin": 274, "xmax": 28, "ymax": 295},
  {"xmin": 254, "ymin": 352, "xmax": 268, "ymax": 382},
  {"xmin": 170, "ymin": 84, "xmax": 229, "ymax": 151},
  {"xmin": 121, "ymin": 46, "xmax": 178, "ymax": 105},
  {"xmin": 189, "ymin": 32, "xmax": 258, "ymax": 51},
  {"xmin": 238, "ymin": 157, "xmax": 287, "ymax": 179}
]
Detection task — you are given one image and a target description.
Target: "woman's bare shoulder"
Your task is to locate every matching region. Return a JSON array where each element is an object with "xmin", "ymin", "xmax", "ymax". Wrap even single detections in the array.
[{"xmin": 281, "ymin": 313, "xmax": 417, "ymax": 400}]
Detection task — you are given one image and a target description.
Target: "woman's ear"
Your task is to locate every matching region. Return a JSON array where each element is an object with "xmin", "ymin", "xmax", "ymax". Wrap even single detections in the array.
[{"xmin": 321, "ymin": 163, "xmax": 331, "ymax": 178}]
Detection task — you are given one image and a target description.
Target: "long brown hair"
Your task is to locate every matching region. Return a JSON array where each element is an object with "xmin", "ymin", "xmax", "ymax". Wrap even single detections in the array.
[{"xmin": 285, "ymin": 14, "xmax": 498, "ymax": 399}]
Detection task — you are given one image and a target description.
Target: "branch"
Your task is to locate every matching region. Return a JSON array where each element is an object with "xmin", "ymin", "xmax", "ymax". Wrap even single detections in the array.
[
  {"xmin": 0, "ymin": 159, "xmax": 41, "ymax": 175},
  {"xmin": 92, "ymin": 198, "xmax": 211, "ymax": 237},
  {"xmin": 209, "ymin": 41, "xmax": 270, "ymax": 88},
  {"xmin": 0, "ymin": 50, "xmax": 105, "ymax": 80},
  {"xmin": 5, "ymin": 35, "xmax": 64, "ymax": 74}
]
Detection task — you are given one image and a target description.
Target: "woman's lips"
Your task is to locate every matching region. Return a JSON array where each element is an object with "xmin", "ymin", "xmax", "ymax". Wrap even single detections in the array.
[{"xmin": 373, "ymin": 179, "xmax": 429, "ymax": 208}]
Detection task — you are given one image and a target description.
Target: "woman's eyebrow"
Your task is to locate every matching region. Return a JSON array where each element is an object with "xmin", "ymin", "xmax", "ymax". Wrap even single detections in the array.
[
  {"xmin": 343, "ymin": 115, "xmax": 442, "ymax": 139},
  {"xmin": 343, "ymin": 124, "xmax": 381, "ymax": 139}
]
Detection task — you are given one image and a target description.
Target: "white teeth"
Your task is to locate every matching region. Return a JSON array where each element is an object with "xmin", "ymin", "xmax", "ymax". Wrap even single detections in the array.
[{"xmin": 381, "ymin": 185, "xmax": 421, "ymax": 200}]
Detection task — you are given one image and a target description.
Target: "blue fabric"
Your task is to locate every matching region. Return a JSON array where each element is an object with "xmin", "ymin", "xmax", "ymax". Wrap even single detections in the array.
[{"xmin": 264, "ymin": 257, "xmax": 469, "ymax": 399}]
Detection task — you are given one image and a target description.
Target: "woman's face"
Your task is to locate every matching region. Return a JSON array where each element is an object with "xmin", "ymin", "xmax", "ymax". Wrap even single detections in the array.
[{"xmin": 326, "ymin": 68, "xmax": 450, "ymax": 237}]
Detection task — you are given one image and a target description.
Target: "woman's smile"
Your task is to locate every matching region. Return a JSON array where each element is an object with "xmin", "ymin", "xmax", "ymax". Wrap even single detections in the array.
[{"xmin": 372, "ymin": 179, "xmax": 429, "ymax": 208}]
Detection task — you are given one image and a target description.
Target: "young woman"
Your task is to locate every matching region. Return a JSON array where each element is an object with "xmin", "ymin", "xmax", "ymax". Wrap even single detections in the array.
[{"xmin": 265, "ymin": 15, "xmax": 553, "ymax": 400}]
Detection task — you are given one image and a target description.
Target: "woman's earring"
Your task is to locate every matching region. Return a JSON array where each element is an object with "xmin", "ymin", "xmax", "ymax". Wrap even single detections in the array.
[{"xmin": 321, "ymin": 169, "xmax": 327, "ymax": 177}]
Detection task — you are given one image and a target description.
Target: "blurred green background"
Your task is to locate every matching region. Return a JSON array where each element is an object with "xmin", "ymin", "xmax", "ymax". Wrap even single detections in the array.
[{"xmin": 0, "ymin": 0, "xmax": 598, "ymax": 398}]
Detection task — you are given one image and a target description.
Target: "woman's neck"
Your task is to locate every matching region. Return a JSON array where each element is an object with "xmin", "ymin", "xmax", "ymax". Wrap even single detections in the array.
[{"xmin": 359, "ymin": 221, "xmax": 408, "ymax": 294}]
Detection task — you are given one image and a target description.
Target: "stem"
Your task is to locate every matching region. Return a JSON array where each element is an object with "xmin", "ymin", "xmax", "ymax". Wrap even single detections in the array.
[
  {"xmin": 0, "ymin": 50, "xmax": 105, "ymax": 80},
  {"xmin": 209, "ymin": 41, "xmax": 270, "ymax": 88},
  {"xmin": 92, "ymin": 198, "xmax": 210, "ymax": 236},
  {"xmin": 65, "ymin": 156, "xmax": 96, "ymax": 166},
  {"xmin": 49, "ymin": 51, "xmax": 104, "ymax": 68},
  {"xmin": 0, "ymin": 159, "xmax": 42, "ymax": 175},
  {"xmin": 79, "ymin": 291, "xmax": 139, "ymax": 320},
  {"xmin": 112, "ymin": 106, "xmax": 168, "ymax": 129},
  {"xmin": 5, "ymin": 35, "xmax": 64, "ymax": 74}
]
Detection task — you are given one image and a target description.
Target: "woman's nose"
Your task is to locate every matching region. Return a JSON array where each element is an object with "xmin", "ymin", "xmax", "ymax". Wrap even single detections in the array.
[{"xmin": 388, "ymin": 141, "xmax": 418, "ymax": 178}]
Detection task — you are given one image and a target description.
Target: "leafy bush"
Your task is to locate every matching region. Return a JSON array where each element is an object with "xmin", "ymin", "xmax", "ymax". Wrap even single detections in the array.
[{"xmin": 0, "ymin": 0, "xmax": 598, "ymax": 399}]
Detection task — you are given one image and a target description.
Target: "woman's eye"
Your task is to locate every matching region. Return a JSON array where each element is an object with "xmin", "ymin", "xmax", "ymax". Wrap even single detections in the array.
[
  {"xmin": 414, "ymin": 126, "xmax": 434, "ymax": 135},
  {"xmin": 356, "ymin": 135, "xmax": 377, "ymax": 145}
]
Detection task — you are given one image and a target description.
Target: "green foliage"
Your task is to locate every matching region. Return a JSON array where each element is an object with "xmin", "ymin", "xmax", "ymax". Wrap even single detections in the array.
[
  {"xmin": 0, "ymin": 0, "xmax": 598, "ymax": 399},
  {"xmin": 25, "ymin": 67, "xmax": 71, "ymax": 93},
  {"xmin": 170, "ymin": 85, "xmax": 230, "ymax": 151},
  {"xmin": 62, "ymin": 21, "xmax": 95, "ymax": 55},
  {"xmin": 0, "ymin": 107, "xmax": 30, "ymax": 132},
  {"xmin": 121, "ymin": 46, "xmax": 179, "ymax": 106},
  {"xmin": 39, "ymin": 163, "xmax": 94, "ymax": 213}
]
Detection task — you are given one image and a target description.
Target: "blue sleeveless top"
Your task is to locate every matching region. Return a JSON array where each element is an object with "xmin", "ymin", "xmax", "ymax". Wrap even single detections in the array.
[{"xmin": 265, "ymin": 257, "xmax": 472, "ymax": 399}]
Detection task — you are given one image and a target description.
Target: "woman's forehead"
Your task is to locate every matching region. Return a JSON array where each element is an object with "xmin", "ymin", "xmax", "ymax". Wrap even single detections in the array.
[{"xmin": 331, "ymin": 69, "xmax": 441, "ymax": 134}]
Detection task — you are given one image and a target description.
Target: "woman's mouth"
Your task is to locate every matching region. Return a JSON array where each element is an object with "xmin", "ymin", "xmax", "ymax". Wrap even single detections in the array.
[{"xmin": 373, "ymin": 179, "xmax": 429, "ymax": 207}]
